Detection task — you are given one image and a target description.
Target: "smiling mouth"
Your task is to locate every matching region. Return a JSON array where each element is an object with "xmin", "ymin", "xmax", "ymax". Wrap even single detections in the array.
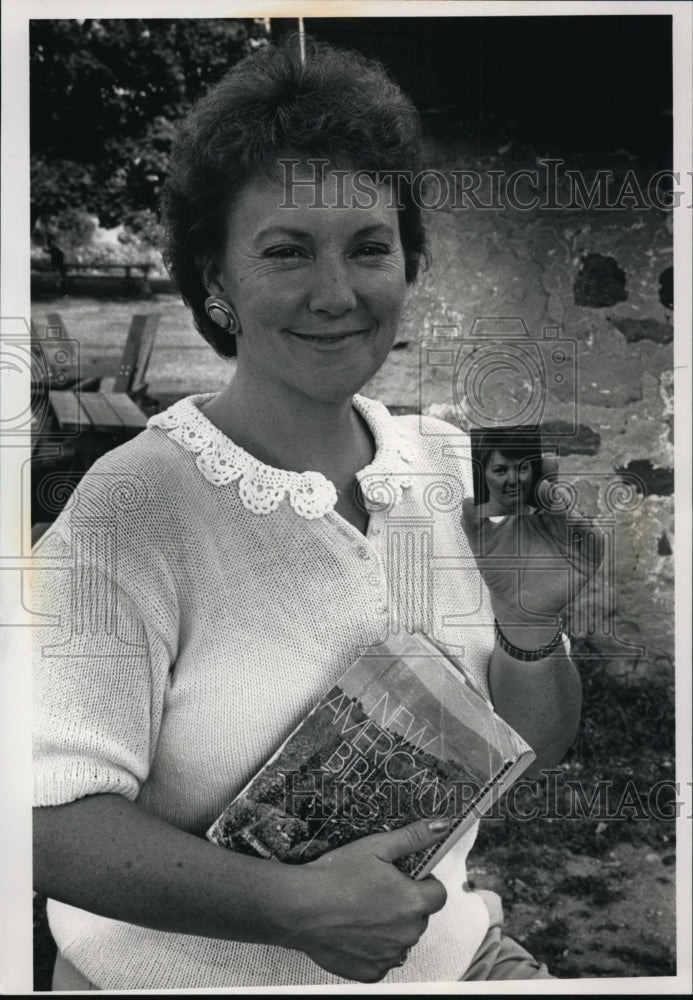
[{"xmin": 287, "ymin": 329, "xmax": 367, "ymax": 345}]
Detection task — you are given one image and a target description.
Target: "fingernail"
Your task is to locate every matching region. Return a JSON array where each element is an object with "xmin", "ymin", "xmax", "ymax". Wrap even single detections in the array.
[{"xmin": 428, "ymin": 818, "xmax": 450, "ymax": 833}]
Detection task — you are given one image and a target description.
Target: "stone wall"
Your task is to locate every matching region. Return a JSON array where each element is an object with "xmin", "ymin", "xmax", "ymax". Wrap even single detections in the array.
[{"xmin": 364, "ymin": 156, "xmax": 674, "ymax": 677}]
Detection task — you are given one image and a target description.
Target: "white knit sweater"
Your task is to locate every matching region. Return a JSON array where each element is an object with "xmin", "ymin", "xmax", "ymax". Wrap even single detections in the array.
[{"xmin": 33, "ymin": 393, "xmax": 497, "ymax": 989}]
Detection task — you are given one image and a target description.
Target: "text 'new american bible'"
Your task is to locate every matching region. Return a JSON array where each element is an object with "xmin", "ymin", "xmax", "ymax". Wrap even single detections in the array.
[{"xmin": 207, "ymin": 631, "xmax": 535, "ymax": 878}]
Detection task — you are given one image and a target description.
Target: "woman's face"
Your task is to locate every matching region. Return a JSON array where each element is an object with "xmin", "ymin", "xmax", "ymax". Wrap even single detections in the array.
[
  {"xmin": 210, "ymin": 168, "xmax": 407, "ymax": 405},
  {"xmin": 484, "ymin": 450, "xmax": 533, "ymax": 513}
]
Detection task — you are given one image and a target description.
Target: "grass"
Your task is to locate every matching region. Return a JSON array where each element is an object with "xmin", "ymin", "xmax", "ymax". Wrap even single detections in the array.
[
  {"xmin": 475, "ymin": 648, "xmax": 676, "ymax": 852},
  {"xmin": 470, "ymin": 648, "xmax": 677, "ymax": 978}
]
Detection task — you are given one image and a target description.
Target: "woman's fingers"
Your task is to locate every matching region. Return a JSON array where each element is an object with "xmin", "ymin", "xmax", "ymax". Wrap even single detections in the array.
[
  {"xmin": 535, "ymin": 466, "xmax": 603, "ymax": 568},
  {"xmin": 308, "ymin": 947, "xmax": 398, "ymax": 983},
  {"xmin": 463, "ymin": 492, "xmax": 603, "ymax": 573},
  {"xmin": 535, "ymin": 474, "xmax": 573, "ymax": 514},
  {"xmin": 461, "ymin": 497, "xmax": 507, "ymax": 559},
  {"xmin": 460, "ymin": 496, "xmax": 484, "ymax": 555},
  {"xmin": 532, "ymin": 509, "xmax": 605, "ymax": 574},
  {"xmin": 352, "ymin": 819, "xmax": 449, "ymax": 916},
  {"xmin": 540, "ymin": 453, "xmax": 559, "ymax": 480},
  {"xmin": 461, "ymin": 491, "xmax": 603, "ymax": 619},
  {"xmin": 296, "ymin": 818, "xmax": 452, "ymax": 981},
  {"xmin": 367, "ymin": 816, "xmax": 450, "ymax": 867},
  {"xmin": 416, "ymin": 876, "xmax": 448, "ymax": 917}
]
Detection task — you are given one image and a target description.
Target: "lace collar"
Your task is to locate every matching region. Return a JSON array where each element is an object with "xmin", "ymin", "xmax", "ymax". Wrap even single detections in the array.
[{"xmin": 148, "ymin": 394, "xmax": 415, "ymax": 519}]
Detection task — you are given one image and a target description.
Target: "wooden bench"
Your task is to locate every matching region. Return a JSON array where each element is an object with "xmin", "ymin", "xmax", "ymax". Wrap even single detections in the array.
[
  {"xmin": 38, "ymin": 261, "xmax": 155, "ymax": 296},
  {"xmin": 71, "ymin": 262, "xmax": 153, "ymax": 293},
  {"xmin": 34, "ymin": 312, "xmax": 159, "ymax": 440}
]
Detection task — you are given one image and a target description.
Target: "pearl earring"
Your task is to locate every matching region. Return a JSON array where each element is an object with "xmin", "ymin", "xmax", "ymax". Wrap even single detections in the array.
[{"xmin": 205, "ymin": 296, "xmax": 238, "ymax": 333}]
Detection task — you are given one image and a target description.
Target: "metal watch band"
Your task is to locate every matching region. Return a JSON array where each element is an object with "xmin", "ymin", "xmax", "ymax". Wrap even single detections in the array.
[{"xmin": 494, "ymin": 617, "xmax": 564, "ymax": 662}]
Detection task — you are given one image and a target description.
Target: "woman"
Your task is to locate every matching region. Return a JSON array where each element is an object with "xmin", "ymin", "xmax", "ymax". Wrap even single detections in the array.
[
  {"xmin": 473, "ymin": 430, "xmax": 544, "ymax": 517},
  {"xmin": 33, "ymin": 38, "xmax": 600, "ymax": 989}
]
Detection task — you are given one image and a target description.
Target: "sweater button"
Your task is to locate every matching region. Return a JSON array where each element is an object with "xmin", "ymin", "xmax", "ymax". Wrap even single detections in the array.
[
  {"xmin": 367, "ymin": 573, "xmax": 379, "ymax": 586},
  {"xmin": 357, "ymin": 546, "xmax": 370, "ymax": 561}
]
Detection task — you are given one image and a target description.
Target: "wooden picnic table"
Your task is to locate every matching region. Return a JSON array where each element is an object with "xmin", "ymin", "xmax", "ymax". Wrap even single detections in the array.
[
  {"xmin": 31, "ymin": 312, "xmax": 159, "ymax": 394},
  {"xmin": 31, "ymin": 311, "xmax": 160, "ymax": 530},
  {"xmin": 48, "ymin": 388, "xmax": 149, "ymax": 433}
]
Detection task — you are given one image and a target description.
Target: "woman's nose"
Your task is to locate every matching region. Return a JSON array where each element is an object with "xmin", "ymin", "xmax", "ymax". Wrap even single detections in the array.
[{"xmin": 307, "ymin": 258, "xmax": 358, "ymax": 316}]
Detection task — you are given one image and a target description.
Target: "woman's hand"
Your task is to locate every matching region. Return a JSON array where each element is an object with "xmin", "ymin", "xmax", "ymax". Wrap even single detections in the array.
[
  {"xmin": 461, "ymin": 456, "xmax": 604, "ymax": 632},
  {"xmin": 34, "ymin": 798, "xmax": 447, "ymax": 985},
  {"xmin": 287, "ymin": 818, "xmax": 449, "ymax": 982}
]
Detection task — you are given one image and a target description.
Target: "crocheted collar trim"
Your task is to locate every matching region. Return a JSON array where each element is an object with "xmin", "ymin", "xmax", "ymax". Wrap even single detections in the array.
[{"xmin": 148, "ymin": 393, "xmax": 415, "ymax": 519}]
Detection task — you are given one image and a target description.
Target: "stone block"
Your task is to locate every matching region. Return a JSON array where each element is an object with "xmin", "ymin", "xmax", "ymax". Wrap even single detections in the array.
[
  {"xmin": 574, "ymin": 253, "xmax": 628, "ymax": 307},
  {"xmin": 576, "ymin": 327, "xmax": 643, "ymax": 407}
]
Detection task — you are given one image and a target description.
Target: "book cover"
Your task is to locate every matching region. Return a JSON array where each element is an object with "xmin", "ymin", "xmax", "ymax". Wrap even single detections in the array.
[{"xmin": 207, "ymin": 631, "xmax": 536, "ymax": 879}]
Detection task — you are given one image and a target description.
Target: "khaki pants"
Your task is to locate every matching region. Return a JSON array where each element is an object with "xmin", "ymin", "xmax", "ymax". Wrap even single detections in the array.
[
  {"xmin": 462, "ymin": 890, "xmax": 554, "ymax": 980},
  {"xmin": 52, "ymin": 891, "xmax": 553, "ymax": 990}
]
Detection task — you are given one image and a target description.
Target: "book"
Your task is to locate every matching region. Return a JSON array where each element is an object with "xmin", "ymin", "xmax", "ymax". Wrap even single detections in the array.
[{"xmin": 207, "ymin": 631, "xmax": 536, "ymax": 878}]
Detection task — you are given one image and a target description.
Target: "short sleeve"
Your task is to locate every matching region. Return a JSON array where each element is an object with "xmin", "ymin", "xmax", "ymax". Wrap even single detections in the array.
[{"xmin": 32, "ymin": 527, "xmax": 173, "ymax": 808}]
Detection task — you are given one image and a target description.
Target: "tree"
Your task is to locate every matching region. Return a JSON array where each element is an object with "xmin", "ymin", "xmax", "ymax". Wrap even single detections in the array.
[{"xmin": 30, "ymin": 18, "xmax": 268, "ymax": 237}]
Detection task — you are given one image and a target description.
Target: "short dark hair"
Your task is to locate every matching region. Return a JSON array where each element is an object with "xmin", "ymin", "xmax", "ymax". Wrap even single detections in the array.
[
  {"xmin": 471, "ymin": 427, "xmax": 544, "ymax": 507},
  {"xmin": 159, "ymin": 35, "xmax": 427, "ymax": 358}
]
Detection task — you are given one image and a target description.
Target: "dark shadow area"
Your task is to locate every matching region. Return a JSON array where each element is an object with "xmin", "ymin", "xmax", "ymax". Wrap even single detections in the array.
[{"xmin": 300, "ymin": 16, "xmax": 672, "ymax": 161}]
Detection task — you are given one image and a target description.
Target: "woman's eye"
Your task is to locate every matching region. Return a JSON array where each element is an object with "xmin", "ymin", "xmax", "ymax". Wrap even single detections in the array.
[
  {"xmin": 353, "ymin": 243, "xmax": 391, "ymax": 258},
  {"xmin": 264, "ymin": 245, "xmax": 307, "ymax": 260}
]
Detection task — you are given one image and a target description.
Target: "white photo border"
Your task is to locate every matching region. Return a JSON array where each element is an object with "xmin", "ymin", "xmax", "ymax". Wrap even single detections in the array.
[{"xmin": 2, "ymin": 2, "xmax": 691, "ymax": 994}]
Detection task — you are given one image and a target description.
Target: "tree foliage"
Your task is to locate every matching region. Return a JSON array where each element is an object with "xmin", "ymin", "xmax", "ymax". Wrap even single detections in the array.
[{"xmin": 30, "ymin": 18, "xmax": 268, "ymax": 235}]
